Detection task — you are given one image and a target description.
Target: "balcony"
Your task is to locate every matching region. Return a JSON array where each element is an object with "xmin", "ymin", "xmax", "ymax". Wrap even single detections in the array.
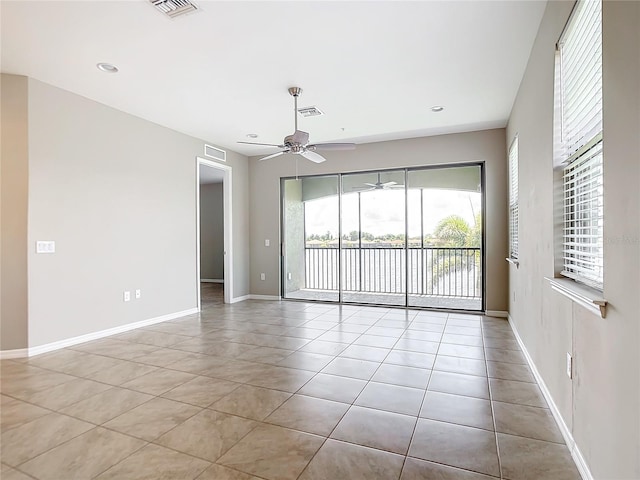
[{"xmin": 287, "ymin": 246, "xmax": 482, "ymax": 310}]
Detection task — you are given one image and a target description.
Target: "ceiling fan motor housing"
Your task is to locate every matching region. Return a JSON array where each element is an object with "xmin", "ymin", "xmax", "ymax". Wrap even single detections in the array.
[{"xmin": 284, "ymin": 130, "xmax": 310, "ymax": 148}]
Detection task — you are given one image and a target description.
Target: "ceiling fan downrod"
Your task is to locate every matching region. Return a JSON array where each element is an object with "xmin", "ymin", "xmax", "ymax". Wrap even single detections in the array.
[{"xmin": 288, "ymin": 87, "xmax": 302, "ymax": 132}]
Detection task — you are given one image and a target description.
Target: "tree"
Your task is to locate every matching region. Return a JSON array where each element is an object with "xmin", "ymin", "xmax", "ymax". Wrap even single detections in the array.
[
  {"xmin": 465, "ymin": 213, "xmax": 481, "ymax": 248},
  {"xmin": 433, "ymin": 215, "xmax": 470, "ymax": 247},
  {"xmin": 430, "ymin": 215, "xmax": 482, "ymax": 296}
]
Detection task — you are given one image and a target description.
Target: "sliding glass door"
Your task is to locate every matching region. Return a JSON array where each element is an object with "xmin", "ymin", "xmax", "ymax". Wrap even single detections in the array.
[
  {"xmin": 341, "ymin": 170, "xmax": 406, "ymax": 306},
  {"xmin": 281, "ymin": 164, "xmax": 483, "ymax": 311},
  {"xmin": 406, "ymin": 166, "xmax": 482, "ymax": 310},
  {"xmin": 282, "ymin": 175, "xmax": 340, "ymax": 302}
]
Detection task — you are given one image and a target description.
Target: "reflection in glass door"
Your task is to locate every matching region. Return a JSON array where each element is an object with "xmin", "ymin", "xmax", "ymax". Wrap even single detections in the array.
[{"xmin": 281, "ymin": 165, "xmax": 483, "ymax": 311}]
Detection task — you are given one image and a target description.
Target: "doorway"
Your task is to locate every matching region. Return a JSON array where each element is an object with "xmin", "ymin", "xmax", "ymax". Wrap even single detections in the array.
[
  {"xmin": 197, "ymin": 158, "xmax": 232, "ymax": 308},
  {"xmin": 281, "ymin": 164, "xmax": 484, "ymax": 312}
]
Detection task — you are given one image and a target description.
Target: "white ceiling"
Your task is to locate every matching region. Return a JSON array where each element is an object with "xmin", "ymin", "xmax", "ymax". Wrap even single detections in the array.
[{"xmin": 1, "ymin": 1, "xmax": 546, "ymax": 156}]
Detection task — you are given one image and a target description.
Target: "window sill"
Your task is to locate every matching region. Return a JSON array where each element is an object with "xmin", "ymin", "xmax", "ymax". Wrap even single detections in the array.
[
  {"xmin": 506, "ymin": 257, "xmax": 519, "ymax": 268},
  {"xmin": 545, "ymin": 277, "xmax": 607, "ymax": 318}
]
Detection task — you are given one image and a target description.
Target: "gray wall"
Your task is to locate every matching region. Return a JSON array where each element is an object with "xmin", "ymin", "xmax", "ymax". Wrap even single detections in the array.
[
  {"xmin": 249, "ymin": 128, "xmax": 508, "ymax": 312},
  {"xmin": 199, "ymin": 182, "xmax": 224, "ymax": 280},
  {"xmin": 506, "ymin": 2, "xmax": 640, "ymax": 478},
  {"xmin": 0, "ymin": 74, "xmax": 29, "ymax": 350},
  {"xmin": 2, "ymin": 75, "xmax": 250, "ymax": 349}
]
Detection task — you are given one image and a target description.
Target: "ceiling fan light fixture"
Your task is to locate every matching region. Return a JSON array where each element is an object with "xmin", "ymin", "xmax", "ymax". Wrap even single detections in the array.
[
  {"xmin": 244, "ymin": 86, "xmax": 356, "ymax": 163},
  {"xmin": 430, "ymin": 105, "xmax": 444, "ymax": 112},
  {"xmin": 96, "ymin": 63, "xmax": 118, "ymax": 73}
]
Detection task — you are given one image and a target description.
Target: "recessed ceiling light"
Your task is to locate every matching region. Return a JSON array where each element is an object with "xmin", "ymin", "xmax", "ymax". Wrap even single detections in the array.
[
  {"xmin": 96, "ymin": 63, "xmax": 118, "ymax": 73},
  {"xmin": 246, "ymin": 133, "xmax": 258, "ymax": 139},
  {"xmin": 431, "ymin": 105, "xmax": 444, "ymax": 112}
]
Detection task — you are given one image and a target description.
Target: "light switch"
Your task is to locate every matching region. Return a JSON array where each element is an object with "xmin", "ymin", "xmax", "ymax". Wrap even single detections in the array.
[
  {"xmin": 36, "ymin": 241, "xmax": 55, "ymax": 253},
  {"xmin": 265, "ymin": 239, "xmax": 270, "ymax": 247}
]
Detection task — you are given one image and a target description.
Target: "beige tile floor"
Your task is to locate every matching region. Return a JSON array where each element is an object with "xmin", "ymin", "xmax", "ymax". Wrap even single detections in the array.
[{"xmin": 1, "ymin": 285, "xmax": 582, "ymax": 479}]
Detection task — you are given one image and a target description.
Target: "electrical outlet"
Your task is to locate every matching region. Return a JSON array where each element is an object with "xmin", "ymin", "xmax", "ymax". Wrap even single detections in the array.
[
  {"xmin": 288, "ymin": 272, "xmax": 292, "ymax": 280},
  {"xmin": 123, "ymin": 291, "xmax": 131, "ymax": 302},
  {"xmin": 36, "ymin": 241, "xmax": 56, "ymax": 253},
  {"xmin": 260, "ymin": 273, "xmax": 266, "ymax": 281},
  {"xmin": 566, "ymin": 352, "xmax": 573, "ymax": 379},
  {"xmin": 135, "ymin": 289, "xmax": 141, "ymax": 299},
  {"xmin": 265, "ymin": 239, "xmax": 270, "ymax": 247}
]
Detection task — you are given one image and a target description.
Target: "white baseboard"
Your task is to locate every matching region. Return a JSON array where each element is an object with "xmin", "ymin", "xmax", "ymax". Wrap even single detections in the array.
[
  {"xmin": 508, "ymin": 315, "xmax": 593, "ymax": 480},
  {"xmin": 485, "ymin": 310, "xmax": 508, "ymax": 318},
  {"xmin": 229, "ymin": 294, "xmax": 281, "ymax": 304},
  {"xmin": 249, "ymin": 294, "xmax": 281, "ymax": 301},
  {"xmin": 229, "ymin": 294, "xmax": 251, "ymax": 304},
  {"xmin": 0, "ymin": 348, "xmax": 29, "ymax": 360},
  {"xmin": 1, "ymin": 308, "xmax": 199, "ymax": 359},
  {"xmin": 201, "ymin": 279, "xmax": 224, "ymax": 283}
]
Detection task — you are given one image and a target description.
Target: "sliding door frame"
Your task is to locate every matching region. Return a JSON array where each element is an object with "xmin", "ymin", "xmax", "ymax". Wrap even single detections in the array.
[{"xmin": 280, "ymin": 162, "xmax": 486, "ymax": 313}]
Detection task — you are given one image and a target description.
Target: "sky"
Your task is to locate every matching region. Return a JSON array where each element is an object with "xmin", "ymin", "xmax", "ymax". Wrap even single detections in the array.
[{"xmin": 304, "ymin": 188, "xmax": 481, "ymax": 238}]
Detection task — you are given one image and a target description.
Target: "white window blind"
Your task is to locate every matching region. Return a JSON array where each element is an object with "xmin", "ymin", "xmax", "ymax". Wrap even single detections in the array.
[
  {"xmin": 557, "ymin": 0, "xmax": 603, "ymax": 290},
  {"xmin": 508, "ymin": 137, "xmax": 519, "ymax": 259}
]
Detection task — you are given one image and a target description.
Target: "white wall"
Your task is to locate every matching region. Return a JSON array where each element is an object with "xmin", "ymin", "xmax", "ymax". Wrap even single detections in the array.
[
  {"xmin": 2, "ymin": 75, "xmax": 250, "ymax": 349},
  {"xmin": 249, "ymin": 128, "xmax": 508, "ymax": 312},
  {"xmin": 199, "ymin": 182, "xmax": 224, "ymax": 280},
  {"xmin": 506, "ymin": 1, "xmax": 640, "ymax": 478}
]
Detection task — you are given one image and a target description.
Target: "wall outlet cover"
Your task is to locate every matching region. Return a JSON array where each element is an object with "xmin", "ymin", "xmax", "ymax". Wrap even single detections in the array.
[{"xmin": 36, "ymin": 241, "xmax": 56, "ymax": 253}]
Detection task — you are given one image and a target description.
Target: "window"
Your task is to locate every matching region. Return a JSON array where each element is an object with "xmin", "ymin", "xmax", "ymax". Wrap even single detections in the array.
[
  {"xmin": 555, "ymin": 0, "xmax": 603, "ymax": 290},
  {"xmin": 508, "ymin": 136, "xmax": 519, "ymax": 260}
]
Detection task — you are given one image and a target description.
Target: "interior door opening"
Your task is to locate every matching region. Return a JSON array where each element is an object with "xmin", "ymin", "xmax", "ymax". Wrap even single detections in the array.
[
  {"xmin": 197, "ymin": 158, "xmax": 232, "ymax": 308},
  {"xmin": 281, "ymin": 164, "xmax": 484, "ymax": 312}
]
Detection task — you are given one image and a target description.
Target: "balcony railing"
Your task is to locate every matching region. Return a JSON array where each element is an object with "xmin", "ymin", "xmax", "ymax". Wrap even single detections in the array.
[{"xmin": 305, "ymin": 246, "xmax": 481, "ymax": 298}]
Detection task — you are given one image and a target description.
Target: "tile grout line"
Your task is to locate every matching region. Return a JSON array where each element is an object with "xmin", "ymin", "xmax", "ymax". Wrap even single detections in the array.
[
  {"xmin": 400, "ymin": 311, "xmax": 447, "ymax": 479},
  {"xmin": 483, "ymin": 316, "xmax": 505, "ymax": 480}
]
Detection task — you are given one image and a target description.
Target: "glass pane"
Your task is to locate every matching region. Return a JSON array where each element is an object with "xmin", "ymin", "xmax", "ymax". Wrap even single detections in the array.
[
  {"xmin": 407, "ymin": 166, "xmax": 482, "ymax": 310},
  {"xmin": 282, "ymin": 175, "xmax": 340, "ymax": 302},
  {"xmin": 341, "ymin": 170, "xmax": 406, "ymax": 306}
]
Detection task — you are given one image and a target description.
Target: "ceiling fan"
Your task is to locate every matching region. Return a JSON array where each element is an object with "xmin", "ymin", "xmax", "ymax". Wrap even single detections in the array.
[
  {"xmin": 353, "ymin": 172, "xmax": 405, "ymax": 192},
  {"xmin": 238, "ymin": 87, "xmax": 356, "ymax": 163}
]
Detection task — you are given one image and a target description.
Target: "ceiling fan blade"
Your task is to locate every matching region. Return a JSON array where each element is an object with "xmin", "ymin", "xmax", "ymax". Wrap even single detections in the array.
[
  {"xmin": 237, "ymin": 141, "xmax": 283, "ymax": 147},
  {"xmin": 308, "ymin": 143, "xmax": 356, "ymax": 151},
  {"xmin": 381, "ymin": 181, "xmax": 397, "ymax": 187},
  {"xmin": 258, "ymin": 151, "xmax": 287, "ymax": 162},
  {"xmin": 363, "ymin": 183, "xmax": 378, "ymax": 187},
  {"xmin": 300, "ymin": 150, "xmax": 326, "ymax": 163},
  {"xmin": 352, "ymin": 187, "xmax": 375, "ymax": 192}
]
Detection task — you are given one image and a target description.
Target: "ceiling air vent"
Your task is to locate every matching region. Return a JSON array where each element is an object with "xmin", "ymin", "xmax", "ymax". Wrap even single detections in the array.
[
  {"xmin": 150, "ymin": 0, "xmax": 198, "ymax": 18},
  {"xmin": 297, "ymin": 106, "xmax": 324, "ymax": 118},
  {"xmin": 204, "ymin": 144, "xmax": 226, "ymax": 162}
]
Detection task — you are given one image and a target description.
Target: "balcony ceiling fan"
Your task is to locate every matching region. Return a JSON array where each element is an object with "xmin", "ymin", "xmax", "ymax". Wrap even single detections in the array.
[
  {"xmin": 238, "ymin": 87, "xmax": 356, "ymax": 163},
  {"xmin": 353, "ymin": 172, "xmax": 405, "ymax": 192}
]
